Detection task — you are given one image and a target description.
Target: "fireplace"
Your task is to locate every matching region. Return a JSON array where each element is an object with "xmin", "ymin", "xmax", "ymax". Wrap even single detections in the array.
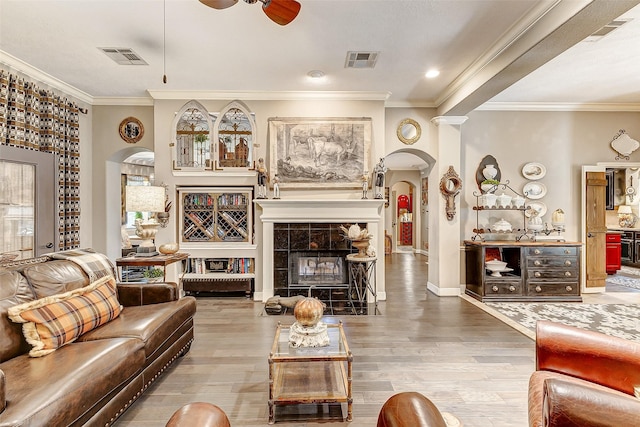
[
  {"xmin": 254, "ymin": 198, "xmax": 385, "ymax": 303},
  {"xmin": 293, "ymin": 253, "xmax": 346, "ymax": 286}
]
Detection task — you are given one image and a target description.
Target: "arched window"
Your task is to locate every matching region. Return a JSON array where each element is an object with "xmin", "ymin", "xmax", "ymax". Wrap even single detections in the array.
[
  {"xmin": 171, "ymin": 100, "xmax": 214, "ymax": 172},
  {"xmin": 213, "ymin": 100, "xmax": 255, "ymax": 169}
]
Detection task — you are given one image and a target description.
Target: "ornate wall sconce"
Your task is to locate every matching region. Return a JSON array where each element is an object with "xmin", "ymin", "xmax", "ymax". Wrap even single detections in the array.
[{"xmin": 439, "ymin": 166, "xmax": 462, "ymax": 221}]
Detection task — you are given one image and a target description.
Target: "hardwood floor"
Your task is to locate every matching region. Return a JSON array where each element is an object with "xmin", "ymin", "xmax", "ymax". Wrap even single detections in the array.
[{"xmin": 117, "ymin": 253, "xmax": 534, "ymax": 426}]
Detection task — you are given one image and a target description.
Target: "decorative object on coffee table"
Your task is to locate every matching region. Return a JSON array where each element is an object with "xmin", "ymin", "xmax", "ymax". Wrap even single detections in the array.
[
  {"xmin": 159, "ymin": 243, "xmax": 179, "ymax": 255},
  {"xmin": 289, "ymin": 297, "xmax": 329, "ymax": 347}
]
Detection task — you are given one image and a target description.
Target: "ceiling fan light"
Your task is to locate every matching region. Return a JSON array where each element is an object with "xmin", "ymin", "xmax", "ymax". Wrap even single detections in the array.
[
  {"xmin": 199, "ymin": 0, "xmax": 238, "ymax": 10},
  {"xmin": 262, "ymin": 0, "xmax": 301, "ymax": 26}
]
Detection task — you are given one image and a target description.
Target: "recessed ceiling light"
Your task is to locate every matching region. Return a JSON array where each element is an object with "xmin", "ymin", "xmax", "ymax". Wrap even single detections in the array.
[
  {"xmin": 307, "ymin": 70, "xmax": 326, "ymax": 79},
  {"xmin": 425, "ymin": 69, "xmax": 440, "ymax": 79}
]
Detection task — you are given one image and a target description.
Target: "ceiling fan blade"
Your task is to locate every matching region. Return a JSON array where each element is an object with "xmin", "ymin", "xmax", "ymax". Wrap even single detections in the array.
[
  {"xmin": 262, "ymin": 0, "xmax": 301, "ymax": 26},
  {"xmin": 199, "ymin": 0, "xmax": 239, "ymax": 10}
]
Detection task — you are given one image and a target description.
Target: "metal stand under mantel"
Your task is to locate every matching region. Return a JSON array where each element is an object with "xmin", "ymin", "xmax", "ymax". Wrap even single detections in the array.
[{"xmin": 346, "ymin": 254, "xmax": 378, "ymax": 315}]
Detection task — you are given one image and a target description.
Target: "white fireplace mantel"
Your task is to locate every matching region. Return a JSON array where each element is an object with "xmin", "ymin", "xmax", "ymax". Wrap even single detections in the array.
[{"xmin": 254, "ymin": 199, "xmax": 385, "ymax": 302}]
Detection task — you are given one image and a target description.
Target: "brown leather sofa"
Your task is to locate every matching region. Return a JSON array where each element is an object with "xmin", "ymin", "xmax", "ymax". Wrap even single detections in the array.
[
  {"xmin": 529, "ymin": 320, "xmax": 640, "ymax": 427},
  {"xmin": 0, "ymin": 253, "xmax": 197, "ymax": 427}
]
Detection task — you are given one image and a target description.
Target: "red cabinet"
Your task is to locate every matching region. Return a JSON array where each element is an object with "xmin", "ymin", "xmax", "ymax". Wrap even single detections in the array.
[{"xmin": 606, "ymin": 232, "xmax": 622, "ymax": 275}]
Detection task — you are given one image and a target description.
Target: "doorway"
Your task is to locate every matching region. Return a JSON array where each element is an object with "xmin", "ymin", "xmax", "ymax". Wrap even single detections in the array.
[
  {"xmin": 0, "ymin": 145, "xmax": 57, "ymax": 259},
  {"xmin": 392, "ymin": 180, "xmax": 415, "ymax": 253}
]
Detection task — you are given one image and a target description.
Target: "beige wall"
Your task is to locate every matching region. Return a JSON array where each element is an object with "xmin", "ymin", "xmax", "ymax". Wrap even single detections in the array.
[
  {"xmin": 461, "ymin": 110, "xmax": 640, "ymax": 243},
  {"xmin": 91, "ymin": 105, "xmax": 154, "ymax": 259}
]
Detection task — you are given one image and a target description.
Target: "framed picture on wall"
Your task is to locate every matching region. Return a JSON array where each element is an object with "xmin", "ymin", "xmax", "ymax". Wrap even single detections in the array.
[{"xmin": 268, "ymin": 117, "xmax": 372, "ymax": 188}]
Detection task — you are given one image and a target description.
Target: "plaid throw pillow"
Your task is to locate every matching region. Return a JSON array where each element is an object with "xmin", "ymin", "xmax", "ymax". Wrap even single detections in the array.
[{"xmin": 8, "ymin": 275, "xmax": 122, "ymax": 357}]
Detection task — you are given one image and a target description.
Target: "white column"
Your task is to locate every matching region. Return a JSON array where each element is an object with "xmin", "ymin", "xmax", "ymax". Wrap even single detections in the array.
[{"xmin": 428, "ymin": 116, "xmax": 468, "ymax": 296}]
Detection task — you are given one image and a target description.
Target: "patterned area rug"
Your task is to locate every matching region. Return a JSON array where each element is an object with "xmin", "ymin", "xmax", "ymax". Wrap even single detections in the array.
[
  {"xmin": 606, "ymin": 274, "xmax": 640, "ymax": 290},
  {"xmin": 485, "ymin": 301, "xmax": 640, "ymax": 342}
]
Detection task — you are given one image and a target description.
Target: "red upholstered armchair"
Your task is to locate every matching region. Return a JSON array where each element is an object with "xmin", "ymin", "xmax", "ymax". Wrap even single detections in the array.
[{"xmin": 529, "ymin": 320, "xmax": 640, "ymax": 427}]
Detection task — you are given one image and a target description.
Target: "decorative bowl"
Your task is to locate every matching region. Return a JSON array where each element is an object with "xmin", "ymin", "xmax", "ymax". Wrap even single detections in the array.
[
  {"xmin": 492, "ymin": 218, "xmax": 512, "ymax": 232},
  {"xmin": 481, "ymin": 193, "xmax": 497, "ymax": 208},
  {"xmin": 486, "ymin": 260, "xmax": 507, "ymax": 270},
  {"xmin": 158, "ymin": 243, "xmax": 179, "ymax": 254},
  {"xmin": 512, "ymin": 195, "xmax": 525, "ymax": 208}
]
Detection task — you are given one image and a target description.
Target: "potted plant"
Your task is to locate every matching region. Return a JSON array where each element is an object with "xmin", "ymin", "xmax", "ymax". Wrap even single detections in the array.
[
  {"xmin": 480, "ymin": 179, "xmax": 500, "ymax": 193},
  {"xmin": 142, "ymin": 268, "xmax": 164, "ymax": 282}
]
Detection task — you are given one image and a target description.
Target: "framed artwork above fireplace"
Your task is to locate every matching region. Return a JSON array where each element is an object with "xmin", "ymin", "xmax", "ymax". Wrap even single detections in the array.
[{"xmin": 268, "ymin": 117, "xmax": 372, "ymax": 188}]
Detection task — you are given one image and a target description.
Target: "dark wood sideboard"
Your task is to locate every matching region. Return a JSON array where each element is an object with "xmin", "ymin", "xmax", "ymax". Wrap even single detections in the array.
[{"xmin": 464, "ymin": 240, "xmax": 582, "ymax": 302}]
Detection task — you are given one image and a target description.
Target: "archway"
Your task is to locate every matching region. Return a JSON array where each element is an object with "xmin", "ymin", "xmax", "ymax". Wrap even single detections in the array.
[
  {"xmin": 383, "ymin": 148, "xmax": 436, "ymax": 255},
  {"xmin": 105, "ymin": 147, "xmax": 154, "ymax": 260}
]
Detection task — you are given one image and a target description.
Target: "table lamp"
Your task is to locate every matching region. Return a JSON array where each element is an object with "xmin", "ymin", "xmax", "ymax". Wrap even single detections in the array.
[
  {"xmin": 126, "ymin": 185, "xmax": 166, "ymax": 256},
  {"xmin": 618, "ymin": 205, "xmax": 637, "ymax": 228}
]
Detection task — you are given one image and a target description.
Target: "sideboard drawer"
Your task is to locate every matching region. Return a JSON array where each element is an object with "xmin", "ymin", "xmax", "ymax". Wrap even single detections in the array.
[
  {"xmin": 484, "ymin": 281, "xmax": 522, "ymax": 296},
  {"xmin": 527, "ymin": 282, "xmax": 579, "ymax": 296},
  {"xmin": 527, "ymin": 257, "xmax": 578, "ymax": 268},
  {"xmin": 527, "ymin": 268, "xmax": 578, "ymax": 280},
  {"xmin": 526, "ymin": 247, "xmax": 577, "ymax": 257}
]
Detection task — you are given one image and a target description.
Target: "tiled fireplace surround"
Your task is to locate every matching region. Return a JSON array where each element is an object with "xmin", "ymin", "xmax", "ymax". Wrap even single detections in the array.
[{"xmin": 254, "ymin": 199, "xmax": 385, "ymax": 302}]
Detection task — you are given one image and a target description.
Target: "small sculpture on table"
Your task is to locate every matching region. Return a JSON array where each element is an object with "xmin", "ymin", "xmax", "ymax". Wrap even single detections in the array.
[
  {"xmin": 373, "ymin": 158, "xmax": 387, "ymax": 199},
  {"xmin": 256, "ymin": 158, "xmax": 268, "ymax": 199}
]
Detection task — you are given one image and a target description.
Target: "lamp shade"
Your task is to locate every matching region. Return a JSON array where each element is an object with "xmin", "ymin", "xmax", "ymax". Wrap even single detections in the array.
[
  {"xmin": 126, "ymin": 186, "xmax": 165, "ymax": 213},
  {"xmin": 618, "ymin": 205, "xmax": 633, "ymax": 214}
]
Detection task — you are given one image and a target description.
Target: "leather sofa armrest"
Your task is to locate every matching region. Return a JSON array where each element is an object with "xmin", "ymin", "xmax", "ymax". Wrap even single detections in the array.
[
  {"xmin": 0, "ymin": 369, "xmax": 6, "ymax": 414},
  {"xmin": 543, "ymin": 377, "xmax": 640, "ymax": 427},
  {"xmin": 117, "ymin": 282, "xmax": 179, "ymax": 306},
  {"xmin": 535, "ymin": 320, "xmax": 640, "ymax": 395}
]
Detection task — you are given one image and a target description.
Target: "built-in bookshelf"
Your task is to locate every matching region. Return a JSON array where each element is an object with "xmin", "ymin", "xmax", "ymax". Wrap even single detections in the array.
[{"xmin": 178, "ymin": 187, "xmax": 255, "ymax": 297}]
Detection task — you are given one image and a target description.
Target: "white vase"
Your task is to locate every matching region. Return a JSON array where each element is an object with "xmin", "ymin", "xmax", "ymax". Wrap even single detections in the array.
[{"xmin": 482, "ymin": 164, "xmax": 498, "ymax": 180}]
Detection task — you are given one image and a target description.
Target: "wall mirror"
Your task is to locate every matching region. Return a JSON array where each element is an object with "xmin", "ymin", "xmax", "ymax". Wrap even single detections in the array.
[
  {"xmin": 397, "ymin": 118, "xmax": 421, "ymax": 145},
  {"xmin": 439, "ymin": 165, "xmax": 462, "ymax": 221}
]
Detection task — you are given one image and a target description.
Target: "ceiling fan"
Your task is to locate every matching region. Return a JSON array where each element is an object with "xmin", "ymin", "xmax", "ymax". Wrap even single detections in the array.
[{"xmin": 199, "ymin": 0, "xmax": 301, "ymax": 26}]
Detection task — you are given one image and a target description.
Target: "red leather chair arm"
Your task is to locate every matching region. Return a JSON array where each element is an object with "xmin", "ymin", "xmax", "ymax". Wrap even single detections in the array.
[
  {"xmin": 117, "ymin": 282, "xmax": 179, "ymax": 306},
  {"xmin": 0, "ymin": 369, "xmax": 5, "ymax": 414},
  {"xmin": 536, "ymin": 320, "xmax": 640, "ymax": 395},
  {"xmin": 543, "ymin": 377, "xmax": 640, "ymax": 427}
]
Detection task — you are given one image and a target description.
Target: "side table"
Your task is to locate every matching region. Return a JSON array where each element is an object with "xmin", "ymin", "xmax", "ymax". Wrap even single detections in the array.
[
  {"xmin": 115, "ymin": 252, "xmax": 189, "ymax": 283},
  {"xmin": 346, "ymin": 254, "xmax": 378, "ymax": 315}
]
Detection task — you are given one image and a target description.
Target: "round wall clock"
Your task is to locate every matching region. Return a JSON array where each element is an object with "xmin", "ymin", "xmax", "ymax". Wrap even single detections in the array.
[{"xmin": 119, "ymin": 117, "xmax": 144, "ymax": 144}]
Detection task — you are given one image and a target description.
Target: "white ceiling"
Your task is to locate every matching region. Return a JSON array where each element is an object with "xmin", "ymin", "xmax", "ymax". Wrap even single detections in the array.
[
  {"xmin": 2, "ymin": 0, "xmax": 639, "ymax": 110},
  {"xmin": 2, "ymin": 0, "xmax": 640, "ymax": 171}
]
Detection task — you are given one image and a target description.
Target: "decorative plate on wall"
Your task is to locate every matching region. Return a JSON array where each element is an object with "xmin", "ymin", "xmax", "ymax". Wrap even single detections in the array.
[
  {"xmin": 523, "ymin": 182, "xmax": 547, "ymax": 200},
  {"xmin": 525, "ymin": 201, "xmax": 547, "ymax": 218},
  {"xmin": 521, "ymin": 162, "xmax": 546, "ymax": 180},
  {"xmin": 119, "ymin": 117, "xmax": 144, "ymax": 144}
]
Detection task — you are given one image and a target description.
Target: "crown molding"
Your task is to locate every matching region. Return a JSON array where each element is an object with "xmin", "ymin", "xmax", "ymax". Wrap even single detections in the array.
[
  {"xmin": 384, "ymin": 100, "xmax": 437, "ymax": 108},
  {"xmin": 431, "ymin": 116, "xmax": 469, "ymax": 126},
  {"xmin": 92, "ymin": 97, "xmax": 154, "ymax": 106},
  {"xmin": 476, "ymin": 102, "xmax": 640, "ymax": 112},
  {"xmin": 146, "ymin": 90, "xmax": 391, "ymax": 101},
  {"xmin": 0, "ymin": 50, "xmax": 93, "ymax": 105}
]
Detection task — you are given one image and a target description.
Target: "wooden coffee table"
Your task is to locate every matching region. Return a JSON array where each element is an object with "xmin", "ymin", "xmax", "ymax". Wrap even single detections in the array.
[{"xmin": 268, "ymin": 321, "xmax": 352, "ymax": 424}]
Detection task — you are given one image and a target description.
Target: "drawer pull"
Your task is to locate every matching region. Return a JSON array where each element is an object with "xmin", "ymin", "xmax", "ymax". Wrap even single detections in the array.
[
  {"xmin": 565, "ymin": 271, "xmax": 572, "ymax": 277},
  {"xmin": 564, "ymin": 249, "xmax": 571, "ymax": 254},
  {"xmin": 509, "ymin": 286, "xmax": 516, "ymax": 292},
  {"xmin": 492, "ymin": 285, "xmax": 499, "ymax": 292},
  {"xmin": 535, "ymin": 286, "xmax": 542, "ymax": 293},
  {"xmin": 566, "ymin": 285, "xmax": 573, "ymax": 292},
  {"xmin": 534, "ymin": 272, "xmax": 541, "ymax": 278},
  {"xmin": 534, "ymin": 249, "xmax": 541, "ymax": 255},
  {"xmin": 565, "ymin": 260, "xmax": 572, "ymax": 266},
  {"xmin": 534, "ymin": 260, "xmax": 542, "ymax": 266}
]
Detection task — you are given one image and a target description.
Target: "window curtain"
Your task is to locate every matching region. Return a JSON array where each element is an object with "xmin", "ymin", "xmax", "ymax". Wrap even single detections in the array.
[{"xmin": 0, "ymin": 69, "xmax": 80, "ymax": 250}]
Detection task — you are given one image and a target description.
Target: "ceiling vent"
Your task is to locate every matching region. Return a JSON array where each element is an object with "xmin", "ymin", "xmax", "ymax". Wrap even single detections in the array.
[
  {"xmin": 584, "ymin": 18, "xmax": 632, "ymax": 42},
  {"xmin": 99, "ymin": 47, "xmax": 148, "ymax": 65},
  {"xmin": 345, "ymin": 51, "xmax": 379, "ymax": 69}
]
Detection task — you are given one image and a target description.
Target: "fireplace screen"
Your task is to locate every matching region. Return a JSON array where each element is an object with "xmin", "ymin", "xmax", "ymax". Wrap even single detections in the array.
[{"xmin": 295, "ymin": 255, "xmax": 345, "ymax": 285}]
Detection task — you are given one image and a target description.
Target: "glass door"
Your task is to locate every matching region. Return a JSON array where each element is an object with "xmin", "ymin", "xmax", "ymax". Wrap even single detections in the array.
[{"xmin": 0, "ymin": 146, "xmax": 56, "ymax": 260}]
